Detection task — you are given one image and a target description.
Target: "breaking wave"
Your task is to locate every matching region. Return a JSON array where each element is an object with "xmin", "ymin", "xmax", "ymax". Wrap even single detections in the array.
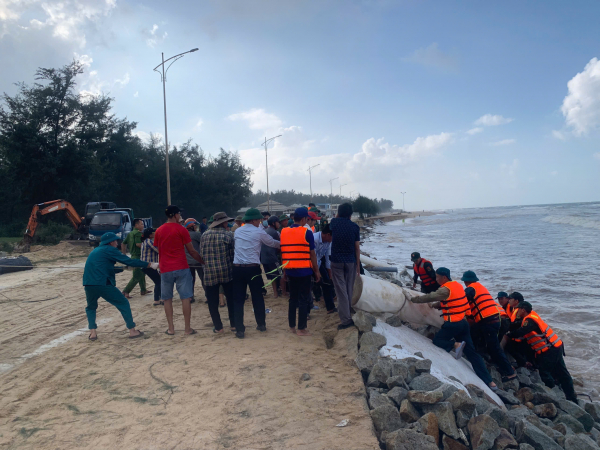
[{"xmin": 542, "ymin": 215, "xmax": 600, "ymax": 230}]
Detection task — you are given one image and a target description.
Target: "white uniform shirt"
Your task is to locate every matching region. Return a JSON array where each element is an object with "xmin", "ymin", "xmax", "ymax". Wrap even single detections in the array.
[
  {"xmin": 233, "ymin": 224, "xmax": 280, "ymax": 264},
  {"xmin": 313, "ymin": 231, "xmax": 331, "ymax": 269}
]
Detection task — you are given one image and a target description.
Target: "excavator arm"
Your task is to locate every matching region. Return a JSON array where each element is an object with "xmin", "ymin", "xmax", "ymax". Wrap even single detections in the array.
[{"xmin": 19, "ymin": 200, "xmax": 85, "ymax": 252}]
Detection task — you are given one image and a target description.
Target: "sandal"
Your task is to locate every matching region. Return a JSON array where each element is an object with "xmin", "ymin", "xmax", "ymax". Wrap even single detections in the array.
[
  {"xmin": 153, "ymin": 301, "xmax": 164, "ymax": 306},
  {"xmin": 165, "ymin": 330, "xmax": 175, "ymax": 336},
  {"xmin": 88, "ymin": 334, "xmax": 98, "ymax": 341},
  {"xmin": 186, "ymin": 329, "xmax": 197, "ymax": 335},
  {"xmin": 141, "ymin": 290, "xmax": 152, "ymax": 295},
  {"xmin": 122, "ymin": 291, "xmax": 132, "ymax": 299},
  {"xmin": 502, "ymin": 375, "xmax": 517, "ymax": 382},
  {"xmin": 129, "ymin": 331, "xmax": 144, "ymax": 339}
]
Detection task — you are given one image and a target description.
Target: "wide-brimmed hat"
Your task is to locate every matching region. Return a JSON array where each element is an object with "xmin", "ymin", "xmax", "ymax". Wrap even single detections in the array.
[
  {"xmin": 210, "ymin": 211, "xmax": 235, "ymax": 228},
  {"xmin": 279, "ymin": 214, "xmax": 289, "ymax": 221},
  {"xmin": 461, "ymin": 270, "xmax": 479, "ymax": 283},
  {"xmin": 243, "ymin": 208, "xmax": 262, "ymax": 222},
  {"xmin": 100, "ymin": 232, "xmax": 120, "ymax": 245},
  {"xmin": 235, "ymin": 215, "xmax": 243, "ymax": 221}
]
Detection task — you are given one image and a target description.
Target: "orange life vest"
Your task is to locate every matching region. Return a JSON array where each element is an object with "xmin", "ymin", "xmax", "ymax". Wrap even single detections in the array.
[
  {"xmin": 521, "ymin": 311, "xmax": 563, "ymax": 355},
  {"xmin": 311, "ymin": 226, "xmax": 315, "ymax": 232},
  {"xmin": 505, "ymin": 304, "xmax": 518, "ymax": 322},
  {"xmin": 281, "ymin": 226, "xmax": 312, "ymax": 270},
  {"xmin": 468, "ymin": 282, "xmax": 503, "ymax": 323},
  {"xmin": 440, "ymin": 281, "xmax": 470, "ymax": 322},
  {"xmin": 413, "ymin": 258, "xmax": 437, "ymax": 288}
]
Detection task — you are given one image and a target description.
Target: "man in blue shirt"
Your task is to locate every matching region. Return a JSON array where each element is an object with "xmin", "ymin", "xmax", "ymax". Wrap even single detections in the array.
[
  {"xmin": 330, "ymin": 202, "xmax": 361, "ymax": 330},
  {"xmin": 281, "ymin": 207, "xmax": 320, "ymax": 336},
  {"xmin": 83, "ymin": 232, "xmax": 158, "ymax": 341},
  {"xmin": 313, "ymin": 224, "xmax": 337, "ymax": 314}
]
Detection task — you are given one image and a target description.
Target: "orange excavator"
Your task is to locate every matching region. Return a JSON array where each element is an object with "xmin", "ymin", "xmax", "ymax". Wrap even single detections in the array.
[{"xmin": 17, "ymin": 200, "xmax": 87, "ymax": 252}]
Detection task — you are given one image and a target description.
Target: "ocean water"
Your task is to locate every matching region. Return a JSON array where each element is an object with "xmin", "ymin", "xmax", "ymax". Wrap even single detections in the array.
[{"xmin": 362, "ymin": 202, "xmax": 600, "ymax": 394}]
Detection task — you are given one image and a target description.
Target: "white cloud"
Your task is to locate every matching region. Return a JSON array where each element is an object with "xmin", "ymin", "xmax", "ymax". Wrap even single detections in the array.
[
  {"xmin": 74, "ymin": 52, "xmax": 93, "ymax": 68},
  {"xmin": 561, "ymin": 57, "xmax": 600, "ymax": 136},
  {"xmin": 146, "ymin": 23, "xmax": 168, "ymax": 48},
  {"xmin": 195, "ymin": 119, "xmax": 204, "ymax": 129},
  {"xmin": 552, "ymin": 130, "xmax": 566, "ymax": 140},
  {"xmin": 490, "ymin": 139, "xmax": 516, "ymax": 146},
  {"xmin": 474, "ymin": 114, "xmax": 514, "ymax": 126},
  {"xmin": 403, "ymin": 43, "xmax": 458, "ymax": 72},
  {"xmin": 467, "ymin": 127, "xmax": 483, "ymax": 135},
  {"xmin": 228, "ymin": 108, "xmax": 283, "ymax": 130},
  {"xmin": 114, "ymin": 72, "xmax": 130, "ymax": 87}
]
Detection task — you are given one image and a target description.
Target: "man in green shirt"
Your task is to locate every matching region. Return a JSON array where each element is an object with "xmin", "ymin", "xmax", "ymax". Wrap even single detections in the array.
[
  {"xmin": 121, "ymin": 219, "xmax": 150, "ymax": 298},
  {"xmin": 84, "ymin": 232, "xmax": 158, "ymax": 340}
]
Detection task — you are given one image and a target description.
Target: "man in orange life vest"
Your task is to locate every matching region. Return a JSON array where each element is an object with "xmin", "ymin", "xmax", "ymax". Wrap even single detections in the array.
[
  {"xmin": 502, "ymin": 292, "xmax": 534, "ymax": 368},
  {"xmin": 505, "ymin": 301, "xmax": 577, "ymax": 402},
  {"xmin": 281, "ymin": 207, "xmax": 321, "ymax": 337},
  {"xmin": 411, "ymin": 267, "xmax": 497, "ymax": 390},
  {"xmin": 411, "ymin": 252, "xmax": 440, "ymax": 294},
  {"xmin": 462, "ymin": 271, "xmax": 517, "ymax": 382}
]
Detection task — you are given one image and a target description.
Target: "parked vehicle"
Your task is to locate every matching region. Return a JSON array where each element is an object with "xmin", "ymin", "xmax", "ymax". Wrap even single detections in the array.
[
  {"xmin": 88, "ymin": 208, "xmax": 152, "ymax": 247},
  {"xmin": 84, "ymin": 201, "xmax": 116, "ymax": 225}
]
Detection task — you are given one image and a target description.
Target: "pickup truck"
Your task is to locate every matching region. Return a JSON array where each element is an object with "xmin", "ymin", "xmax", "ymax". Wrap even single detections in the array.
[{"xmin": 88, "ymin": 208, "xmax": 152, "ymax": 247}]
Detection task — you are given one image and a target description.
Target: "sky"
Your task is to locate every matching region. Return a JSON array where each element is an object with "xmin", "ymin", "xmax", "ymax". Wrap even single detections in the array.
[{"xmin": 1, "ymin": 0, "xmax": 599, "ymax": 211}]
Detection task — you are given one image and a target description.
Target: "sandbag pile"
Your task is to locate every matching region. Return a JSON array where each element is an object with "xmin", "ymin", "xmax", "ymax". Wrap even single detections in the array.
[
  {"xmin": 353, "ymin": 310, "xmax": 600, "ymax": 450},
  {"xmin": 0, "ymin": 255, "xmax": 33, "ymax": 275}
]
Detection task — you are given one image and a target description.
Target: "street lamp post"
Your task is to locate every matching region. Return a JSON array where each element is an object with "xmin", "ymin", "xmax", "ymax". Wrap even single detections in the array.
[
  {"xmin": 340, "ymin": 183, "xmax": 347, "ymax": 197},
  {"xmin": 349, "ymin": 190, "xmax": 355, "ymax": 200},
  {"xmin": 153, "ymin": 48, "xmax": 198, "ymax": 205},
  {"xmin": 329, "ymin": 177, "xmax": 339, "ymax": 205},
  {"xmin": 262, "ymin": 135, "xmax": 282, "ymax": 213},
  {"xmin": 307, "ymin": 164, "xmax": 320, "ymax": 202},
  {"xmin": 400, "ymin": 192, "xmax": 406, "ymax": 212}
]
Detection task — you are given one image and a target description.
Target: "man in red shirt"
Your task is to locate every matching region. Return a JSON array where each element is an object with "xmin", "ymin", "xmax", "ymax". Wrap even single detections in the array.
[{"xmin": 154, "ymin": 205, "xmax": 203, "ymax": 336}]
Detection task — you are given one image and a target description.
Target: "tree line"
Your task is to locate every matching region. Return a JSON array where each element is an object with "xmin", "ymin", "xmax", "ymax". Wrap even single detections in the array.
[{"xmin": 0, "ymin": 61, "xmax": 252, "ymax": 235}]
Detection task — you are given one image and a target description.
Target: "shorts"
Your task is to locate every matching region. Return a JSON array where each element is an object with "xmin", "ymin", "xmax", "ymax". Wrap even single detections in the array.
[
  {"xmin": 161, "ymin": 268, "xmax": 194, "ymax": 300},
  {"xmin": 262, "ymin": 263, "xmax": 281, "ymax": 280}
]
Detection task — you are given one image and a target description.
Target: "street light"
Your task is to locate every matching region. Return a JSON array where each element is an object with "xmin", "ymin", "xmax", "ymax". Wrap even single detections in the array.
[
  {"xmin": 329, "ymin": 177, "xmax": 339, "ymax": 205},
  {"xmin": 340, "ymin": 183, "xmax": 348, "ymax": 197},
  {"xmin": 349, "ymin": 190, "xmax": 355, "ymax": 200},
  {"xmin": 307, "ymin": 164, "xmax": 320, "ymax": 202},
  {"xmin": 153, "ymin": 48, "xmax": 199, "ymax": 205},
  {"xmin": 400, "ymin": 192, "xmax": 406, "ymax": 212},
  {"xmin": 262, "ymin": 135, "xmax": 282, "ymax": 213}
]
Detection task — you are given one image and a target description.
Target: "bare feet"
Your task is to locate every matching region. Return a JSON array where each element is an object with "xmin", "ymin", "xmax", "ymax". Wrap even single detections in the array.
[
  {"xmin": 230, "ymin": 327, "xmax": 236, "ymax": 332},
  {"xmin": 289, "ymin": 327, "xmax": 297, "ymax": 334},
  {"xmin": 185, "ymin": 329, "xmax": 197, "ymax": 335},
  {"xmin": 296, "ymin": 329, "xmax": 311, "ymax": 336}
]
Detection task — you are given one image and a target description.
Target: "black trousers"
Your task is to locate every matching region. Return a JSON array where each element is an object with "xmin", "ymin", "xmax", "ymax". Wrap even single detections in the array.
[
  {"xmin": 318, "ymin": 265, "xmax": 336, "ymax": 312},
  {"xmin": 421, "ymin": 282, "xmax": 440, "ymax": 294},
  {"xmin": 506, "ymin": 339, "xmax": 534, "ymax": 367},
  {"xmin": 205, "ymin": 281, "xmax": 234, "ymax": 331},
  {"xmin": 471, "ymin": 317, "xmax": 515, "ymax": 377},
  {"xmin": 433, "ymin": 319, "xmax": 492, "ymax": 385},
  {"xmin": 233, "ymin": 265, "xmax": 266, "ymax": 333},
  {"xmin": 498, "ymin": 317, "xmax": 510, "ymax": 342},
  {"xmin": 189, "ymin": 266, "xmax": 206, "ymax": 297},
  {"xmin": 142, "ymin": 267, "xmax": 161, "ymax": 303},
  {"xmin": 288, "ymin": 275, "xmax": 312, "ymax": 330},
  {"xmin": 537, "ymin": 345, "xmax": 577, "ymax": 402}
]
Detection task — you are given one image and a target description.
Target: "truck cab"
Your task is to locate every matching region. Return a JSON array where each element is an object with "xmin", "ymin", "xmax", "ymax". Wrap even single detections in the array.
[
  {"xmin": 88, "ymin": 209, "xmax": 152, "ymax": 247},
  {"xmin": 84, "ymin": 202, "xmax": 117, "ymax": 225}
]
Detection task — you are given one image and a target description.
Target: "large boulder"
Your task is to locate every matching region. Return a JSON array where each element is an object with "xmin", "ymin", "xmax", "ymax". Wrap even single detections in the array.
[
  {"xmin": 533, "ymin": 403, "xmax": 557, "ymax": 419},
  {"xmin": 514, "ymin": 419, "xmax": 563, "ymax": 450},
  {"xmin": 367, "ymin": 360, "xmax": 392, "ymax": 388},
  {"xmin": 435, "ymin": 382, "xmax": 460, "ymax": 401},
  {"xmin": 493, "ymin": 428, "xmax": 519, "ymax": 450},
  {"xmin": 507, "ymin": 406, "xmax": 534, "ymax": 422},
  {"xmin": 418, "ymin": 412, "xmax": 440, "ymax": 446},
  {"xmin": 385, "ymin": 314, "xmax": 404, "ymax": 328},
  {"xmin": 355, "ymin": 345, "xmax": 379, "ymax": 376},
  {"xmin": 448, "ymin": 390, "xmax": 477, "ymax": 416},
  {"xmin": 387, "ymin": 386, "xmax": 409, "ymax": 407},
  {"xmin": 399, "ymin": 399, "xmax": 420, "ymax": 423},
  {"xmin": 442, "ymin": 435, "xmax": 470, "ymax": 450},
  {"xmin": 387, "ymin": 375, "xmax": 408, "ymax": 390},
  {"xmin": 370, "ymin": 404, "xmax": 404, "ymax": 437},
  {"xmin": 516, "ymin": 388, "xmax": 534, "ymax": 404},
  {"xmin": 486, "ymin": 407, "xmax": 513, "ymax": 430},
  {"xmin": 558, "ymin": 399, "xmax": 594, "ymax": 432},
  {"xmin": 422, "ymin": 401, "xmax": 460, "ymax": 439},
  {"xmin": 503, "ymin": 378, "xmax": 520, "ymax": 393},
  {"xmin": 359, "ymin": 331, "xmax": 387, "ymax": 349},
  {"xmin": 392, "ymin": 359, "xmax": 417, "ymax": 382},
  {"xmin": 468, "ymin": 414, "xmax": 502, "ymax": 450},
  {"xmin": 414, "ymin": 359, "xmax": 432, "ymax": 373},
  {"xmin": 495, "ymin": 389, "xmax": 521, "ymax": 406},
  {"xmin": 368, "ymin": 390, "xmax": 395, "ymax": 410},
  {"xmin": 407, "ymin": 389, "xmax": 443, "ymax": 405},
  {"xmin": 456, "ymin": 410, "xmax": 472, "ymax": 428},
  {"xmin": 474, "ymin": 396, "xmax": 496, "ymax": 415},
  {"xmin": 554, "ymin": 413, "xmax": 585, "ymax": 433},
  {"xmin": 353, "ymin": 311, "xmax": 375, "ymax": 332},
  {"xmin": 409, "ymin": 374, "xmax": 443, "ymax": 391},
  {"xmin": 584, "ymin": 402, "xmax": 600, "ymax": 423},
  {"xmin": 564, "ymin": 433, "xmax": 600, "ymax": 450},
  {"xmin": 385, "ymin": 428, "xmax": 438, "ymax": 450}
]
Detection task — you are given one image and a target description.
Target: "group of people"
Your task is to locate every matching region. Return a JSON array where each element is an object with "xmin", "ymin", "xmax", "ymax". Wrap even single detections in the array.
[
  {"xmin": 82, "ymin": 202, "xmax": 362, "ymax": 341},
  {"xmin": 410, "ymin": 253, "xmax": 577, "ymax": 401}
]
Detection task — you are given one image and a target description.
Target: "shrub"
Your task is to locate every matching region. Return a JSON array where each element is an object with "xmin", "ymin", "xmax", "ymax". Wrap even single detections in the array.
[{"xmin": 34, "ymin": 221, "xmax": 73, "ymax": 245}]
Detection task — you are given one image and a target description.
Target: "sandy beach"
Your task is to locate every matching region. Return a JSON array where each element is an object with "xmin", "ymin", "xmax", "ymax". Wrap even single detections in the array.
[{"xmin": 0, "ymin": 243, "xmax": 378, "ymax": 449}]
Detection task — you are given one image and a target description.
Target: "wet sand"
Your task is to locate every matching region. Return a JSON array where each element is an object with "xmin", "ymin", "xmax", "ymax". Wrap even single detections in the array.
[{"xmin": 0, "ymin": 243, "xmax": 378, "ymax": 449}]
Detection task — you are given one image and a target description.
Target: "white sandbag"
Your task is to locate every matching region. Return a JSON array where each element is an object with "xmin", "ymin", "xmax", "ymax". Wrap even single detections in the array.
[
  {"xmin": 351, "ymin": 275, "xmax": 444, "ymax": 327},
  {"xmin": 360, "ymin": 254, "xmax": 394, "ymax": 268}
]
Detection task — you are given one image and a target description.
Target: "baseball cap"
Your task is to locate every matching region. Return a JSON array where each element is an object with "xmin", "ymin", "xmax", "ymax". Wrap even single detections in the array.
[
  {"xmin": 308, "ymin": 211, "xmax": 318, "ymax": 220},
  {"xmin": 411, "ymin": 252, "xmax": 421, "ymax": 261},
  {"xmin": 279, "ymin": 214, "xmax": 289, "ymax": 221},
  {"xmin": 294, "ymin": 207, "xmax": 309, "ymax": 218},
  {"xmin": 267, "ymin": 215, "xmax": 280, "ymax": 226},
  {"xmin": 497, "ymin": 291, "xmax": 509, "ymax": 299},
  {"xmin": 165, "ymin": 205, "xmax": 181, "ymax": 217}
]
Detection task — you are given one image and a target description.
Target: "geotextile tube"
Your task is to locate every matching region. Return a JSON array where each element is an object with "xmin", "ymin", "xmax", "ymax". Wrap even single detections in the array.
[
  {"xmin": 0, "ymin": 256, "xmax": 33, "ymax": 275},
  {"xmin": 351, "ymin": 275, "xmax": 444, "ymax": 327}
]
